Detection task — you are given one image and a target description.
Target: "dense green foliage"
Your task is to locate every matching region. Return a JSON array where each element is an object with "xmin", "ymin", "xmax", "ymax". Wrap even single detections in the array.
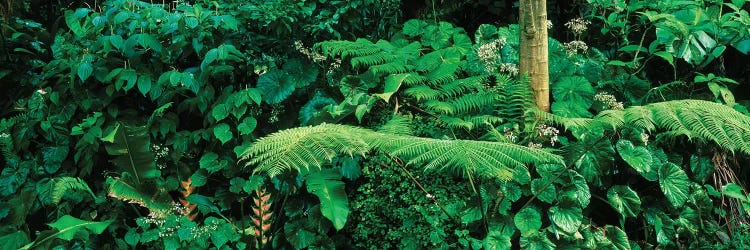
[{"xmin": 2, "ymin": 0, "xmax": 750, "ymax": 249}]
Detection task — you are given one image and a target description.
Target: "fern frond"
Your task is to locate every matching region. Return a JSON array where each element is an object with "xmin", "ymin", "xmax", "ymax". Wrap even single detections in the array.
[
  {"xmin": 241, "ymin": 124, "xmax": 563, "ymax": 181},
  {"xmin": 404, "ymin": 85, "xmax": 442, "ymax": 101},
  {"xmin": 375, "ymin": 135, "xmax": 563, "ymax": 181},
  {"xmin": 439, "ymin": 76, "xmax": 487, "ymax": 98},
  {"xmin": 316, "ymin": 39, "xmax": 380, "ymax": 58},
  {"xmin": 495, "ymin": 75, "xmax": 534, "ymax": 122},
  {"xmin": 241, "ymin": 124, "xmax": 372, "ymax": 176},
  {"xmin": 377, "ymin": 115, "xmax": 413, "ymax": 135},
  {"xmin": 440, "ymin": 116, "xmax": 475, "ymax": 130},
  {"xmin": 370, "ymin": 62, "xmax": 414, "ymax": 75},
  {"xmin": 449, "ymin": 92, "xmax": 497, "ymax": 114},
  {"xmin": 50, "ymin": 177, "xmax": 97, "ymax": 205},
  {"xmin": 425, "ymin": 100, "xmax": 456, "ymax": 114},
  {"xmin": 541, "ymin": 100, "xmax": 750, "ymax": 154}
]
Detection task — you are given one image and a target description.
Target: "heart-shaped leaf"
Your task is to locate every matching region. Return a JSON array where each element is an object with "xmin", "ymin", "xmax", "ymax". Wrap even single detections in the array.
[{"xmin": 213, "ymin": 123, "xmax": 232, "ymax": 144}]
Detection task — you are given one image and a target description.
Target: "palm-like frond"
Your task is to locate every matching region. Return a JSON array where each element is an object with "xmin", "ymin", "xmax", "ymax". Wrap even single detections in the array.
[
  {"xmin": 241, "ymin": 124, "xmax": 563, "ymax": 180},
  {"xmin": 241, "ymin": 124, "xmax": 372, "ymax": 177},
  {"xmin": 541, "ymin": 100, "xmax": 750, "ymax": 154},
  {"xmin": 106, "ymin": 177, "xmax": 171, "ymax": 218}
]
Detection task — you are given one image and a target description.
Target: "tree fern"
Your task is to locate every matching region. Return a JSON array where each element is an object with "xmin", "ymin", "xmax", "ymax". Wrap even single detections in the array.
[
  {"xmin": 241, "ymin": 124, "xmax": 373, "ymax": 177},
  {"xmin": 542, "ymin": 100, "xmax": 750, "ymax": 154},
  {"xmin": 240, "ymin": 124, "xmax": 563, "ymax": 181}
]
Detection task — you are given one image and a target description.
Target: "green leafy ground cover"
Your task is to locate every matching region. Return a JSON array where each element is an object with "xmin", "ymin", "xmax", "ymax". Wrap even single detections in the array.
[{"xmin": 2, "ymin": 0, "xmax": 750, "ymax": 249}]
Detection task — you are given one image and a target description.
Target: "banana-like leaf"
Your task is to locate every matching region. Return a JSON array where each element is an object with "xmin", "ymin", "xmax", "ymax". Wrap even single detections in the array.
[{"xmin": 306, "ymin": 169, "xmax": 349, "ymax": 231}]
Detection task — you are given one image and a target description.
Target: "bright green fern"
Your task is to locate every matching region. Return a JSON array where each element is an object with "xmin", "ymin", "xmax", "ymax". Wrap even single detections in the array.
[{"xmin": 240, "ymin": 123, "xmax": 563, "ymax": 181}]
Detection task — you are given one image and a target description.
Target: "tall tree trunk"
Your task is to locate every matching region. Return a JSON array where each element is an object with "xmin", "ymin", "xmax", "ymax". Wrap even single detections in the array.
[{"xmin": 519, "ymin": 0, "xmax": 550, "ymax": 112}]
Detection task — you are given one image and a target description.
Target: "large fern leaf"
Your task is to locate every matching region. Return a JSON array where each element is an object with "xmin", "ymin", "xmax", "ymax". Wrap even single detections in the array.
[
  {"xmin": 241, "ymin": 124, "xmax": 563, "ymax": 181},
  {"xmin": 543, "ymin": 100, "xmax": 750, "ymax": 154},
  {"xmin": 241, "ymin": 124, "xmax": 373, "ymax": 177}
]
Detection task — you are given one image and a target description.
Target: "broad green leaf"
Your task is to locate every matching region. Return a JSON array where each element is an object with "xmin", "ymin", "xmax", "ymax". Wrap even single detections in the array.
[
  {"xmin": 237, "ymin": 117, "xmax": 257, "ymax": 135},
  {"xmin": 201, "ymin": 48, "xmax": 218, "ymax": 72},
  {"xmin": 616, "ymin": 140, "xmax": 654, "ymax": 179},
  {"xmin": 483, "ymin": 230, "xmax": 512, "ymax": 250},
  {"xmin": 114, "ymin": 12, "xmax": 129, "ymax": 24},
  {"xmin": 137, "ymin": 74, "xmax": 152, "ymax": 96},
  {"xmin": 48, "ymin": 215, "xmax": 112, "ymax": 241},
  {"xmin": 552, "ymin": 76, "xmax": 595, "ymax": 107},
  {"xmin": 531, "ymin": 178, "xmax": 557, "ymax": 204},
  {"xmin": 0, "ymin": 231, "xmax": 30, "ymax": 250},
  {"xmin": 283, "ymin": 58, "xmax": 319, "ymax": 88},
  {"xmin": 604, "ymin": 225, "xmax": 631, "ymax": 250},
  {"xmin": 659, "ymin": 162, "xmax": 691, "ymax": 208},
  {"xmin": 374, "ymin": 73, "xmax": 410, "ymax": 103},
  {"xmin": 77, "ymin": 62, "xmax": 93, "ymax": 81},
  {"xmin": 514, "ymin": 207, "xmax": 542, "ymax": 236},
  {"xmin": 211, "ymin": 103, "xmax": 229, "ymax": 122},
  {"xmin": 124, "ymin": 228, "xmax": 140, "ymax": 247},
  {"xmin": 722, "ymin": 183, "xmax": 747, "ymax": 201},
  {"xmin": 549, "ymin": 202, "xmax": 583, "ymax": 233},
  {"xmin": 213, "ymin": 123, "xmax": 232, "ymax": 144},
  {"xmin": 607, "ymin": 185, "xmax": 642, "ymax": 219},
  {"xmin": 104, "ymin": 123, "xmax": 159, "ymax": 184},
  {"xmin": 199, "ymin": 152, "xmax": 228, "ymax": 173},
  {"xmin": 257, "ymin": 70, "xmax": 295, "ymax": 104},
  {"xmin": 43, "ymin": 146, "xmax": 68, "ymax": 174},
  {"xmin": 402, "ymin": 19, "xmax": 427, "ymax": 36},
  {"xmin": 306, "ymin": 169, "xmax": 349, "ymax": 230},
  {"xmin": 519, "ymin": 233, "xmax": 556, "ymax": 250}
]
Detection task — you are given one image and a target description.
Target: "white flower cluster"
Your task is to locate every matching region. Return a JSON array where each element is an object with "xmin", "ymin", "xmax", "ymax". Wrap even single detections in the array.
[
  {"xmin": 563, "ymin": 40, "xmax": 589, "ymax": 55},
  {"xmin": 641, "ymin": 133, "xmax": 650, "ymax": 146},
  {"xmin": 504, "ymin": 127, "xmax": 518, "ymax": 143},
  {"xmin": 498, "ymin": 63, "xmax": 519, "ymax": 76},
  {"xmin": 547, "ymin": 20, "xmax": 553, "ymax": 30},
  {"xmin": 537, "ymin": 124, "xmax": 559, "ymax": 146},
  {"xmin": 151, "ymin": 144, "xmax": 170, "ymax": 169},
  {"xmin": 269, "ymin": 104, "xmax": 284, "ymax": 123},
  {"xmin": 0, "ymin": 133, "xmax": 9, "ymax": 138},
  {"xmin": 565, "ymin": 17, "xmax": 591, "ymax": 36},
  {"xmin": 294, "ymin": 40, "xmax": 326, "ymax": 63},
  {"xmin": 594, "ymin": 92, "xmax": 624, "ymax": 110},
  {"xmin": 477, "ymin": 38, "xmax": 506, "ymax": 73}
]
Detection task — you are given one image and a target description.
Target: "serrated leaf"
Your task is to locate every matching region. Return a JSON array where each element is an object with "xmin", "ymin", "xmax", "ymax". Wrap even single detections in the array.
[
  {"xmin": 213, "ymin": 123, "xmax": 232, "ymax": 144},
  {"xmin": 77, "ymin": 62, "xmax": 93, "ymax": 81},
  {"xmin": 43, "ymin": 146, "xmax": 68, "ymax": 174},
  {"xmin": 514, "ymin": 207, "xmax": 541, "ymax": 236},
  {"xmin": 616, "ymin": 140, "xmax": 654, "ymax": 178},
  {"xmin": 549, "ymin": 202, "xmax": 582, "ymax": 233},
  {"xmin": 659, "ymin": 162, "xmax": 691, "ymax": 208},
  {"xmin": 607, "ymin": 185, "xmax": 641, "ymax": 219},
  {"xmin": 237, "ymin": 117, "xmax": 257, "ymax": 135},
  {"xmin": 306, "ymin": 169, "xmax": 349, "ymax": 230}
]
